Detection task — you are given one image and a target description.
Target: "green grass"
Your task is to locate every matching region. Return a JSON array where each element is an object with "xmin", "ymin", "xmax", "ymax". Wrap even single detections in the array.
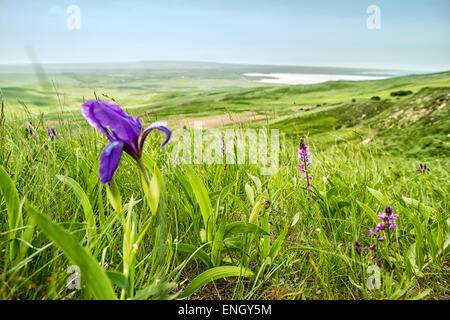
[{"xmin": 0, "ymin": 65, "xmax": 449, "ymax": 300}]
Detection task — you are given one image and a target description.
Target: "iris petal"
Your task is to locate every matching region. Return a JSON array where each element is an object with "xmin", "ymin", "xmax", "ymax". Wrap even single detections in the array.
[
  {"xmin": 81, "ymin": 100, "xmax": 113, "ymax": 139},
  {"xmin": 81, "ymin": 99, "xmax": 142, "ymax": 155},
  {"xmin": 99, "ymin": 141, "xmax": 124, "ymax": 184},
  {"xmin": 140, "ymin": 121, "xmax": 172, "ymax": 151}
]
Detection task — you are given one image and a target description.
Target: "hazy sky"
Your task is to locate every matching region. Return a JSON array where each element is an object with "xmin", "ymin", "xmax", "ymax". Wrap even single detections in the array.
[{"xmin": 1, "ymin": 0, "xmax": 449, "ymax": 71}]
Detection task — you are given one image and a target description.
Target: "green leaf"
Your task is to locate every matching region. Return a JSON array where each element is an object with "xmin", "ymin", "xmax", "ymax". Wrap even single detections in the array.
[
  {"xmin": 184, "ymin": 166, "xmax": 214, "ymax": 241},
  {"xmin": 142, "ymin": 167, "xmax": 161, "ymax": 216},
  {"xmin": 174, "ymin": 243, "xmax": 213, "ymax": 268},
  {"xmin": 411, "ymin": 288, "xmax": 431, "ymax": 300},
  {"xmin": 211, "ymin": 219, "xmax": 226, "ymax": 266},
  {"xmin": 268, "ymin": 228, "xmax": 288, "ymax": 261},
  {"xmin": 0, "ymin": 166, "xmax": 22, "ymax": 234},
  {"xmin": 56, "ymin": 175, "xmax": 97, "ymax": 241},
  {"xmin": 179, "ymin": 266, "xmax": 254, "ymax": 298},
  {"xmin": 407, "ymin": 243, "xmax": 419, "ymax": 274},
  {"xmin": 249, "ymin": 197, "xmax": 264, "ymax": 224},
  {"xmin": 134, "ymin": 280, "xmax": 177, "ymax": 300},
  {"xmin": 260, "ymin": 212, "xmax": 270, "ymax": 260},
  {"xmin": 291, "ymin": 213, "xmax": 300, "ymax": 227},
  {"xmin": 0, "ymin": 166, "xmax": 22, "ymax": 261},
  {"xmin": 106, "ymin": 271, "xmax": 130, "ymax": 297},
  {"xmin": 227, "ymin": 194, "xmax": 250, "ymax": 218},
  {"xmin": 27, "ymin": 204, "xmax": 116, "ymax": 300},
  {"xmin": 443, "ymin": 232, "xmax": 450, "ymax": 255},
  {"xmin": 245, "ymin": 183, "xmax": 255, "ymax": 205},
  {"xmin": 356, "ymin": 200, "xmax": 379, "ymax": 223},
  {"xmin": 366, "ymin": 187, "xmax": 389, "ymax": 207},
  {"xmin": 224, "ymin": 222, "xmax": 269, "ymax": 238},
  {"xmin": 106, "ymin": 179, "xmax": 122, "ymax": 214},
  {"xmin": 402, "ymin": 196, "xmax": 434, "ymax": 217},
  {"xmin": 247, "ymin": 173, "xmax": 262, "ymax": 194}
]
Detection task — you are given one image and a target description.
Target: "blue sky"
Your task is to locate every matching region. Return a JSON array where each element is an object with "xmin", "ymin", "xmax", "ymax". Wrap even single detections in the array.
[{"xmin": 0, "ymin": 0, "xmax": 449, "ymax": 71}]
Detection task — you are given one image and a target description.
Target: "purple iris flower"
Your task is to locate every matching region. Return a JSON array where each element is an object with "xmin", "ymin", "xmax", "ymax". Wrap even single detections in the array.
[{"xmin": 81, "ymin": 99, "xmax": 171, "ymax": 184}]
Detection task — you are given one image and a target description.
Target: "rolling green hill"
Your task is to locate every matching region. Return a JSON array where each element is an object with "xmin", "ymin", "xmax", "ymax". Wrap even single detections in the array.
[
  {"xmin": 2, "ymin": 66, "xmax": 448, "ymax": 159},
  {"xmin": 0, "ymin": 65, "xmax": 449, "ymax": 300}
]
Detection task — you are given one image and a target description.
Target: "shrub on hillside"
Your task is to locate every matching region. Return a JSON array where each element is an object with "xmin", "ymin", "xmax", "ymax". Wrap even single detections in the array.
[{"xmin": 390, "ymin": 90, "xmax": 412, "ymax": 97}]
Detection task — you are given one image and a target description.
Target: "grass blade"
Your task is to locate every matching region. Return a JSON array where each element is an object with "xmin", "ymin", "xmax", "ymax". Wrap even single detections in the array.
[
  {"xmin": 0, "ymin": 165, "xmax": 22, "ymax": 261},
  {"xmin": 184, "ymin": 165, "xmax": 214, "ymax": 241},
  {"xmin": 179, "ymin": 266, "xmax": 254, "ymax": 298},
  {"xmin": 27, "ymin": 204, "xmax": 116, "ymax": 300},
  {"xmin": 56, "ymin": 175, "xmax": 97, "ymax": 242}
]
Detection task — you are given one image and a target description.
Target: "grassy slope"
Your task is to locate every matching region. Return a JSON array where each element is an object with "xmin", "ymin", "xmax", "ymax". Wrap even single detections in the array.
[{"xmin": 0, "ymin": 68, "xmax": 449, "ymax": 300}]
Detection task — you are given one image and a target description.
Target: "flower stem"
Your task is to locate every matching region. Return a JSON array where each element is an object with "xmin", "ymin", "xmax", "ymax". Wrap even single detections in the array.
[{"xmin": 137, "ymin": 158, "xmax": 150, "ymax": 186}]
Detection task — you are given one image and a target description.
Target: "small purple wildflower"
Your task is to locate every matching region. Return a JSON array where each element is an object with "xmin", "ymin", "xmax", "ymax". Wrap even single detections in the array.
[
  {"xmin": 417, "ymin": 163, "xmax": 430, "ymax": 172},
  {"xmin": 354, "ymin": 242, "xmax": 362, "ymax": 255},
  {"xmin": 46, "ymin": 127, "xmax": 59, "ymax": 140},
  {"xmin": 298, "ymin": 140, "xmax": 312, "ymax": 191},
  {"xmin": 221, "ymin": 136, "xmax": 225, "ymax": 156},
  {"xmin": 377, "ymin": 213, "xmax": 388, "ymax": 221},
  {"xmin": 367, "ymin": 206, "xmax": 399, "ymax": 268}
]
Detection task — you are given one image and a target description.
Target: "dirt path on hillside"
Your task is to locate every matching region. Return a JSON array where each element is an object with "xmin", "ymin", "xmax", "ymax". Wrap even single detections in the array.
[{"xmin": 169, "ymin": 112, "xmax": 268, "ymax": 129}]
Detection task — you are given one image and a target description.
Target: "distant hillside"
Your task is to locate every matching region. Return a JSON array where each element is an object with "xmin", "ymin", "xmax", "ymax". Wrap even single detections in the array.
[
  {"xmin": 1, "ymin": 66, "xmax": 448, "ymax": 158},
  {"xmin": 265, "ymin": 85, "xmax": 449, "ymax": 158}
]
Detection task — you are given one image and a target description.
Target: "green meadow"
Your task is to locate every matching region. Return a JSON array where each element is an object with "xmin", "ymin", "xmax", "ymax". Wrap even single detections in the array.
[{"xmin": 0, "ymin": 62, "xmax": 449, "ymax": 299}]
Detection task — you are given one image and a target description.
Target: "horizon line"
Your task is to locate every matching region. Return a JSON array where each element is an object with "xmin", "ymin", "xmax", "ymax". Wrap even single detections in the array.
[{"xmin": 0, "ymin": 58, "xmax": 444, "ymax": 74}]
